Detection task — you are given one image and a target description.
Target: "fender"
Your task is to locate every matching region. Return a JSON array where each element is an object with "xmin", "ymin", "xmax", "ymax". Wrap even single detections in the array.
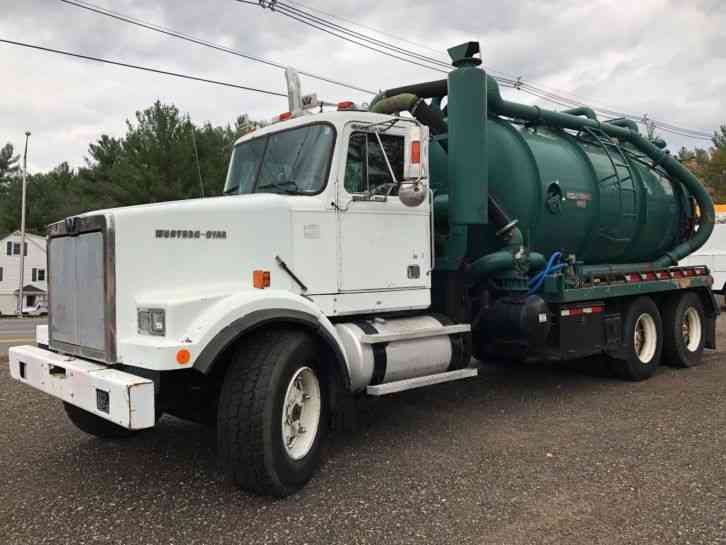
[{"xmin": 189, "ymin": 290, "xmax": 351, "ymax": 389}]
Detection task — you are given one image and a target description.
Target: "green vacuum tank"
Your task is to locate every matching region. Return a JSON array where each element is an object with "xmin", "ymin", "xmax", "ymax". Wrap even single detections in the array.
[
  {"xmin": 371, "ymin": 41, "xmax": 710, "ymax": 273},
  {"xmin": 428, "ymin": 117, "xmax": 691, "ymax": 265}
]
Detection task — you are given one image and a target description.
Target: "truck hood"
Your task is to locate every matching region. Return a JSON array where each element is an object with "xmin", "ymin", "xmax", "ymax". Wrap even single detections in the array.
[{"xmin": 107, "ymin": 193, "xmax": 297, "ymax": 342}]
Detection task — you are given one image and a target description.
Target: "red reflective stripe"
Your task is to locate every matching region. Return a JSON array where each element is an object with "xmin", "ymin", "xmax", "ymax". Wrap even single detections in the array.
[{"xmin": 561, "ymin": 306, "xmax": 604, "ymax": 317}]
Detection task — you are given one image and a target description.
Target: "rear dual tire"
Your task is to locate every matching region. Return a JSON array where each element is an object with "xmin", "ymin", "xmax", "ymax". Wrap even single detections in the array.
[
  {"xmin": 610, "ymin": 296, "xmax": 663, "ymax": 381},
  {"xmin": 661, "ymin": 292, "xmax": 705, "ymax": 368},
  {"xmin": 609, "ymin": 292, "xmax": 705, "ymax": 380}
]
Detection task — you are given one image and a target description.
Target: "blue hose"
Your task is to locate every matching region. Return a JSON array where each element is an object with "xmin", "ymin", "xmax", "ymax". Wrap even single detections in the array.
[{"xmin": 528, "ymin": 251, "xmax": 564, "ymax": 294}]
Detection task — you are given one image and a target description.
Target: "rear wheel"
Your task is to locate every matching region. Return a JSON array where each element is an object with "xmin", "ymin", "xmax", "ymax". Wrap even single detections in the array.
[
  {"xmin": 662, "ymin": 292, "xmax": 705, "ymax": 368},
  {"xmin": 610, "ymin": 296, "xmax": 663, "ymax": 381},
  {"xmin": 217, "ymin": 329, "xmax": 327, "ymax": 497},
  {"xmin": 63, "ymin": 402, "xmax": 138, "ymax": 439}
]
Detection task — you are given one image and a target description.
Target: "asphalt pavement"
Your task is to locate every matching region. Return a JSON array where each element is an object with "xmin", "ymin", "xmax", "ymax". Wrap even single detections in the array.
[
  {"xmin": 1, "ymin": 319, "xmax": 726, "ymax": 544},
  {"xmin": 0, "ymin": 317, "xmax": 45, "ymax": 357}
]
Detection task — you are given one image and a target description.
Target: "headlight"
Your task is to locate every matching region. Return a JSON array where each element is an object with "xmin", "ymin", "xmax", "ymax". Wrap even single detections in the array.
[{"xmin": 138, "ymin": 308, "xmax": 166, "ymax": 336}]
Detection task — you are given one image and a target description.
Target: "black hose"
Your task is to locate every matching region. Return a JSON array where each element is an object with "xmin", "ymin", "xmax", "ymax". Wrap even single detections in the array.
[
  {"xmin": 378, "ymin": 79, "xmax": 447, "ymax": 101},
  {"xmin": 411, "ymin": 99, "xmax": 448, "ymax": 136}
]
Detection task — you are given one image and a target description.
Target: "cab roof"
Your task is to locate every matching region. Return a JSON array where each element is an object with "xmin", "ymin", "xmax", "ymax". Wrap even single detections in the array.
[{"xmin": 233, "ymin": 110, "xmax": 406, "ymax": 147}]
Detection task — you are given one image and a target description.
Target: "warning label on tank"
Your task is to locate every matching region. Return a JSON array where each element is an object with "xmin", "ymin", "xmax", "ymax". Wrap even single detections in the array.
[
  {"xmin": 565, "ymin": 191, "xmax": 592, "ymax": 201},
  {"xmin": 566, "ymin": 191, "xmax": 592, "ymax": 209}
]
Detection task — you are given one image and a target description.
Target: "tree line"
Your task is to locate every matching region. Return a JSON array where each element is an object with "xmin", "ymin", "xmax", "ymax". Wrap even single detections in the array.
[
  {"xmin": 0, "ymin": 101, "xmax": 260, "ymax": 235},
  {"xmin": 676, "ymin": 125, "xmax": 726, "ymax": 202},
  {"xmin": 1, "ymin": 101, "xmax": 725, "ymax": 235}
]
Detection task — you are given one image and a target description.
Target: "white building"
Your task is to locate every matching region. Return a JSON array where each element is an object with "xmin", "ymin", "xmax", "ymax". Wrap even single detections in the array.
[{"xmin": 0, "ymin": 231, "xmax": 48, "ymax": 316}]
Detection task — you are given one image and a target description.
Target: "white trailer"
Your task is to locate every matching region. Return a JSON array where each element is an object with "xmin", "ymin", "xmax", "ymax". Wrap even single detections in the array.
[{"xmin": 680, "ymin": 223, "xmax": 726, "ymax": 294}]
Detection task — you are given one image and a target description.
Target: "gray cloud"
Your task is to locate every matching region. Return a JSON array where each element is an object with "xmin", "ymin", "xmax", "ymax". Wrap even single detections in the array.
[{"xmin": 0, "ymin": 0, "xmax": 723, "ymax": 172}]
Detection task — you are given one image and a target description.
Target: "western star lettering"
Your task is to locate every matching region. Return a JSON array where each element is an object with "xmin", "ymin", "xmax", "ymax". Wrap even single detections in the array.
[{"xmin": 155, "ymin": 230, "xmax": 227, "ymax": 239}]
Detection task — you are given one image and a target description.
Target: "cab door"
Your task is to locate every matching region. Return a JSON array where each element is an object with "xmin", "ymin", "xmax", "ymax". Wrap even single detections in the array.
[{"xmin": 336, "ymin": 123, "xmax": 431, "ymax": 292}]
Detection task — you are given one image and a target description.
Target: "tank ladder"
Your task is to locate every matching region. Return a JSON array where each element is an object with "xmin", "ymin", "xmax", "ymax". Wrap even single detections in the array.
[{"xmin": 579, "ymin": 126, "xmax": 638, "ymax": 244}]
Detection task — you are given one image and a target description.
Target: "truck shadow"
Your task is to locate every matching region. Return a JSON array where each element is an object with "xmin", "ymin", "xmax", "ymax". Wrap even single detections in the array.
[{"xmin": 34, "ymin": 355, "xmax": 656, "ymax": 503}]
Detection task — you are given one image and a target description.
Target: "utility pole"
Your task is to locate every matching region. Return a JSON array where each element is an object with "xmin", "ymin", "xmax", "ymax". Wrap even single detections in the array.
[
  {"xmin": 16, "ymin": 131, "xmax": 30, "ymax": 316},
  {"xmin": 188, "ymin": 116, "xmax": 205, "ymax": 198},
  {"xmin": 642, "ymin": 114, "xmax": 656, "ymax": 141}
]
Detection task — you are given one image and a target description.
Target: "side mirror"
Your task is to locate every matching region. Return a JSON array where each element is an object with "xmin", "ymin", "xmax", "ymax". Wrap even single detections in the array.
[
  {"xmin": 400, "ymin": 125, "xmax": 429, "ymax": 207},
  {"xmin": 399, "ymin": 180, "xmax": 427, "ymax": 207}
]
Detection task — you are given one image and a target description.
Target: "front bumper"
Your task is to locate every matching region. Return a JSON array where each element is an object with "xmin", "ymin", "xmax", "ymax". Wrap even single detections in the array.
[{"xmin": 8, "ymin": 345, "xmax": 155, "ymax": 430}]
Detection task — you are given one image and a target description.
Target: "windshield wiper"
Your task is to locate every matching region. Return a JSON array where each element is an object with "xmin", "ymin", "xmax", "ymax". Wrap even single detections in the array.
[
  {"xmin": 223, "ymin": 185, "xmax": 239, "ymax": 195},
  {"xmin": 255, "ymin": 180, "xmax": 301, "ymax": 194}
]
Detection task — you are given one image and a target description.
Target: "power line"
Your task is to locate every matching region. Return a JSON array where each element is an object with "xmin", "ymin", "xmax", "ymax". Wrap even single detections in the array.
[
  {"xmin": 282, "ymin": 0, "xmax": 532, "ymax": 85},
  {"xmin": 0, "ymin": 37, "xmax": 288, "ymax": 97},
  {"xmin": 273, "ymin": 2, "xmax": 452, "ymax": 70},
  {"xmin": 244, "ymin": 0, "xmax": 714, "ymax": 140},
  {"xmin": 239, "ymin": 1, "xmax": 450, "ymax": 75},
  {"xmin": 58, "ymin": 0, "xmax": 375, "ymax": 95},
  {"xmin": 285, "ymin": 0, "xmax": 446, "ymax": 57}
]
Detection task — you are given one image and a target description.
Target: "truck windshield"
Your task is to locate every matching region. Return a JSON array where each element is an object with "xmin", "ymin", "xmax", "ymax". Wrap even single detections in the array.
[{"xmin": 224, "ymin": 124, "xmax": 335, "ymax": 196}]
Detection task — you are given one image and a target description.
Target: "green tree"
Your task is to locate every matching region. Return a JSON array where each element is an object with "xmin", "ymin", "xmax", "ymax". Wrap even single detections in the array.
[
  {"xmin": 0, "ymin": 162, "xmax": 90, "ymax": 234},
  {"xmin": 705, "ymin": 126, "xmax": 726, "ymax": 201},
  {"xmin": 0, "ymin": 142, "xmax": 19, "ymax": 183},
  {"xmin": 0, "ymin": 101, "xmax": 261, "ymax": 233},
  {"xmin": 677, "ymin": 146, "xmax": 711, "ymax": 184}
]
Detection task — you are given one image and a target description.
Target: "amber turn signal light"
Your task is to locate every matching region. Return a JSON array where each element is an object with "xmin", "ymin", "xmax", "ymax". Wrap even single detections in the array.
[
  {"xmin": 176, "ymin": 348, "xmax": 191, "ymax": 365},
  {"xmin": 253, "ymin": 270, "xmax": 271, "ymax": 289}
]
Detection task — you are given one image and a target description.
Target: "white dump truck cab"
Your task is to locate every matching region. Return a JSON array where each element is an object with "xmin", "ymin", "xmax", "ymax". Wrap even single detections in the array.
[{"xmin": 9, "ymin": 105, "xmax": 473, "ymax": 497}]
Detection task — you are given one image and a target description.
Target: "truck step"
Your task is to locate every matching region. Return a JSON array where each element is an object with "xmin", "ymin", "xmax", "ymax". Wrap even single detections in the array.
[
  {"xmin": 359, "ymin": 324, "xmax": 470, "ymax": 344},
  {"xmin": 366, "ymin": 367, "xmax": 478, "ymax": 396}
]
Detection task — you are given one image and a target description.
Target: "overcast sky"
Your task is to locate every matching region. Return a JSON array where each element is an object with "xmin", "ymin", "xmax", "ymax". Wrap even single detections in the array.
[{"xmin": 1, "ymin": 0, "xmax": 724, "ymax": 172}]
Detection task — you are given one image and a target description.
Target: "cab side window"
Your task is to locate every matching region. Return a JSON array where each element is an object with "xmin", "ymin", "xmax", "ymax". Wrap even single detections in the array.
[{"xmin": 344, "ymin": 132, "xmax": 404, "ymax": 194}]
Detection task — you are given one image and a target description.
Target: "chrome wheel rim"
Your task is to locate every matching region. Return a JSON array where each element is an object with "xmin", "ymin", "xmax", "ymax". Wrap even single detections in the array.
[
  {"xmin": 682, "ymin": 307, "xmax": 702, "ymax": 352},
  {"xmin": 281, "ymin": 366, "xmax": 321, "ymax": 460},
  {"xmin": 634, "ymin": 313, "xmax": 657, "ymax": 364}
]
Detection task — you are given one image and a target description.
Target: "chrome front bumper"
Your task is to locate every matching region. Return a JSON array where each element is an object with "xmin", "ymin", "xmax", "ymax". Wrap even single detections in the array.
[{"xmin": 8, "ymin": 345, "xmax": 155, "ymax": 430}]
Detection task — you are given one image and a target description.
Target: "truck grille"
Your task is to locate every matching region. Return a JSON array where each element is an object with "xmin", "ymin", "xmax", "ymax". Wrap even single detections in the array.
[{"xmin": 48, "ymin": 215, "xmax": 116, "ymax": 362}]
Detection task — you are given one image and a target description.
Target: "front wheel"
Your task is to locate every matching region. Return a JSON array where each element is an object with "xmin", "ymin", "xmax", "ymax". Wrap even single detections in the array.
[
  {"xmin": 610, "ymin": 296, "xmax": 663, "ymax": 381},
  {"xmin": 217, "ymin": 329, "xmax": 327, "ymax": 497}
]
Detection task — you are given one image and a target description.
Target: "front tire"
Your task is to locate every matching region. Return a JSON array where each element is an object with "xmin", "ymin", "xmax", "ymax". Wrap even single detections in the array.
[
  {"xmin": 610, "ymin": 296, "xmax": 663, "ymax": 381},
  {"xmin": 662, "ymin": 292, "xmax": 705, "ymax": 368},
  {"xmin": 217, "ymin": 329, "xmax": 327, "ymax": 497},
  {"xmin": 63, "ymin": 402, "xmax": 139, "ymax": 439}
]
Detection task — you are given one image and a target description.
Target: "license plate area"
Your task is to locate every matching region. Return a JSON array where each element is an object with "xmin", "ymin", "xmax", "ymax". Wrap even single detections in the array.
[
  {"xmin": 49, "ymin": 364, "xmax": 67, "ymax": 378},
  {"xmin": 8, "ymin": 345, "xmax": 155, "ymax": 429}
]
